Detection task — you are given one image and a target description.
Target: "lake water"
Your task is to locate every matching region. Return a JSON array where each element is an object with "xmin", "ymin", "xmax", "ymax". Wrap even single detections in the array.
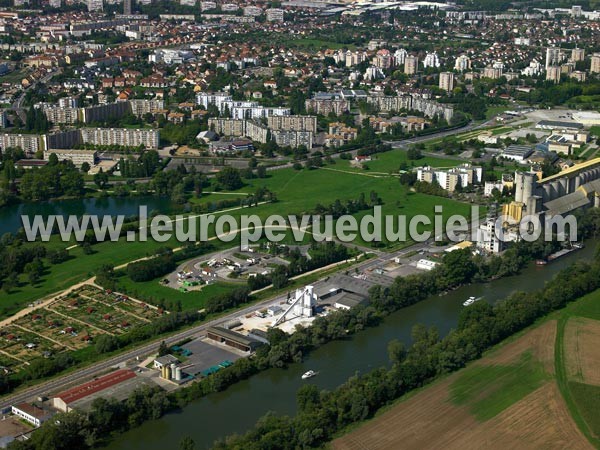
[{"xmin": 0, "ymin": 196, "xmax": 174, "ymax": 236}]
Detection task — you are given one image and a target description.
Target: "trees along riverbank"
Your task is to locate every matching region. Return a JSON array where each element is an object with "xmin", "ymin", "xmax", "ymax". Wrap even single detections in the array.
[{"xmin": 8, "ymin": 212, "xmax": 600, "ymax": 450}]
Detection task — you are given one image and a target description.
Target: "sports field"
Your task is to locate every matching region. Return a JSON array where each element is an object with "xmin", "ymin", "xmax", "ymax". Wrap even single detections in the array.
[{"xmin": 333, "ymin": 289, "xmax": 600, "ymax": 450}]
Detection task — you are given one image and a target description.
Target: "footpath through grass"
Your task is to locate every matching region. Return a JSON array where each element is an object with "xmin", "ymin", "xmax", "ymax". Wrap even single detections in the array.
[{"xmin": 3, "ymin": 166, "xmax": 471, "ymax": 316}]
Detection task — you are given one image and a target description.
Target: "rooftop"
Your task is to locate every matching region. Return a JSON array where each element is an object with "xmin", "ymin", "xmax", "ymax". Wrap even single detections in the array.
[
  {"xmin": 207, "ymin": 326, "xmax": 261, "ymax": 346},
  {"xmin": 537, "ymin": 120, "xmax": 583, "ymax": 130},
  {"xmin": 12, "ymin": 402, "xmax": 51, "ymax": 421},
  {"xmin": 540, "ymin": 157, "xmax": 600, "ymax": 184},
  {"xmin": 54, "ymin": 369, "xmax": 136, "ymax": 405}
]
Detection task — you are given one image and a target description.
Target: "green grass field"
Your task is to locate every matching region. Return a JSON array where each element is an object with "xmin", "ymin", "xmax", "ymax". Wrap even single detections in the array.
[
  {"xmin": 342, "ymin": 149, "xmax": 463, "ymax": 173},
  {"xmin": 115, "ymin": 274, "xmax": 239, "ymax": 311},
  {"xmin": 2, "ymin": 165, "xmax": 472, "ymax": 316},
  {"xmin": 449, "ymin": 351, "xmax": 550, "ymax": 421}
]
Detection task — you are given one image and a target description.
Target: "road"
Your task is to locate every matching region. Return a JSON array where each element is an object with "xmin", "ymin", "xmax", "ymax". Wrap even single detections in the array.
[
  {"xmin": 11, "ymin": 69, "xmax": 60, "ymax": 122},
  {"xmin": 0, "ymin": 230, "xmax": 442, "ymax": 410},
  {"xmin": 0, "ymin": 117, "xmax": 489, "ymax": 409},
  {"xmin": 385, "ymin": 117, "xmax": 499, "ymax": 149}
]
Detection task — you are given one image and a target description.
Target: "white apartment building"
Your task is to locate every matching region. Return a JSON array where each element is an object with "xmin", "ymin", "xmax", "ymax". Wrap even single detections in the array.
[
  {"xmin": 266, "ymin": 8, "xmax": 284, "ymax": 22},
  {"xmin": 423, "ymin": 52, "xmax": 440, "ymax": 68},
  {"xmin": 244, "ymin": 6, "xmax": 262, "ymax": 16},
  {"xmin": 454, "ymin": 54, "xmax": 471, "ymax": 71},
  {"xmin": 394, "ymin": 48, "xmax": 408, "ymax": 66},
  {"xmin": 87, "ymin": 0, "xmax": 103, "ymax": 12},
  {"xmin": 196, "ymin": 92, "xmax": 233, "ymax": 111}
]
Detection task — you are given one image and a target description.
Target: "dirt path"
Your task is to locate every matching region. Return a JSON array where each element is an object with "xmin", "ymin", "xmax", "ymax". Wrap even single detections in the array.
[{"xmin": 0, "ymin": 279, "xmax": 95, "ymax": 328}]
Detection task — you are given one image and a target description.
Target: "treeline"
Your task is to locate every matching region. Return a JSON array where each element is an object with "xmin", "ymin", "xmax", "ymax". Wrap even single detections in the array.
[
  {"xmin": 213, "ymin": 250, "xmax": 600, "ymax": 449},
  {"xmin": 119, "ymin": 150, "xmax": 161, "ymax": 178},
  {"xmin": 124, "ymin": 243, "xmax": 214, "ymax": 284},
  {"xmin": 10, "ymin": 231, "xmax": 599, "ymax": 448},
  {"xmin": 127, "ymin": 254, "xmax": 176, "ymax": 282},
  {"xmin": 204, "ymin": 287, "xmax": 251, "ymax": 314},
  {"xmin": 19, "ymin": 158, "xmax": 85, "ymax": 201},
  {"xmin": 0, "ymin": 237, "xmax": 46, "ymax": 293},
  {"xmin": 247, "ymin": 242, "xmax": 351, "ymax": 291},
  {"xmin": 312, "ymin": 191, "xmax": 381, "ymax": 219}
]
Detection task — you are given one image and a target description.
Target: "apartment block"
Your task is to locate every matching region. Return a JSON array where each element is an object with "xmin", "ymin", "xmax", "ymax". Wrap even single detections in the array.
[
  {"xmin": 266, "ymin": 8, "xmax": 284, "ymax": 22},
  {"xmin": 267, "ymin": 115, "xmax": 317, "ymax": 133},
  {"xmin": 0, "ymin": 133, "xmax": 41, "ymax": 156},
  {"xmin": 44, "ymin": 149, "xmax": 97, "ymax": 167},
  {"xmin": 208, "ymin": 118, "xmax": 246, "ymax": 136},
  {"xmin": 80, "ymin": 128, "xmax": 159, "ymax": 149},
  {"xmin": 305, "ymin": 98, "xmax": 349, "ymax": 116},
  {"xmin": 129, "ymin": 99, "xmax": 165, "ymax": 117},
  {"xmin": 272, "ymin": 130, "xmax": 313, "ymax": 149},
  {"xmin": 439, "ymin": 72, "xmax": 455, "ymax": 92}
]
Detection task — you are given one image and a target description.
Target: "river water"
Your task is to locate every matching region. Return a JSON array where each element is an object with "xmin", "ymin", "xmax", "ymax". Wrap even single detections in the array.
[
  {"xmin": 0, "ymin": 196, "xmax": 174, "ymax": 236},
  {"xmin": 106, "ymin": 242, "xmax": 598, "ymax": 450}
]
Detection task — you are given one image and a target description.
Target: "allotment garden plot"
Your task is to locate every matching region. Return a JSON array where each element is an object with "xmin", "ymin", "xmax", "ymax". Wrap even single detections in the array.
[{"xmin": 0, "ymin": 285, "xmax": 165, "ymax": 374}]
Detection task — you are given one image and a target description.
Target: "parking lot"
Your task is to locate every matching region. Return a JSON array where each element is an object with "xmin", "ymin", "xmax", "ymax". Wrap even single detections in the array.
[{"xmin": 178, "ymin": 338, "xmax": 243, "ymax": 377}]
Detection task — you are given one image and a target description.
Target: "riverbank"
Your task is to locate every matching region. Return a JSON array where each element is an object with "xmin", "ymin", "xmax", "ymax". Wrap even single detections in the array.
[{"xmin": 102, "ymin": 241, "xmax": 599, "ymax": 450}]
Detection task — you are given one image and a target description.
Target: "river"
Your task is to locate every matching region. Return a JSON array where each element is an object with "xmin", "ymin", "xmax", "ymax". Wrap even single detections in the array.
[
  {"xmin": 0, "ymin": 196, "xmax": 174, "ymax": 236},
  {"xmin": 106, "ymin": 242, "xmax": 597, "ymax": 450}
]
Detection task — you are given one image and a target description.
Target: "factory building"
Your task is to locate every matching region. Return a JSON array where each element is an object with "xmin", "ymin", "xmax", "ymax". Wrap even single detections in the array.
[
  {"xmin": 504, "ymin": 158, "xmax": 600, "ymax": 219},
  {"xmin": 206, "ymin": 326, "xmax": 263, "ymax": 352},
  {"xmin": 52, "ymin": 369, "xmax": 137, "ymax": 413}
]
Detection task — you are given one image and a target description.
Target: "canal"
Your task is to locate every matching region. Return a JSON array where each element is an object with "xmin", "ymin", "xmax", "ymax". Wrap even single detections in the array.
[
  {"xmin": 0, "ymin": 196, "xmax": 174, "ymax": 236},
  {"xmin": 106, "ymin": 242, "xmax": 598, "ymax": 450}
]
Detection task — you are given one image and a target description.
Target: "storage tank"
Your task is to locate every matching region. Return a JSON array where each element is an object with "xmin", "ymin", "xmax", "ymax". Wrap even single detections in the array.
[
  {"xmin": 522, "ymin": 173, "xmax": 536, "ymax": 203},
  {"xmin": 165, "ymin": 365, "xmax": 171, "ymax": 380},
  {"xmin": 559, "ymin": 178, "xmax": 568, "ymax": 195},
  {"xmin": 543, "ymin": 184, "xmax": 552, "ymax": 202},
  {"xmin": 551, "ymin": 181, "xmax": 561, "ymax": 200},
  {"xmin": 170, "ymin": 363, "xmax": 177, "ymax": 380},
  {"xmin": 175, "ymin": 367, "xmax": 182, "ymax": 381},
  {"xmin": 515, "ymin": 172, "xmax": 524, "ymax": 203}
]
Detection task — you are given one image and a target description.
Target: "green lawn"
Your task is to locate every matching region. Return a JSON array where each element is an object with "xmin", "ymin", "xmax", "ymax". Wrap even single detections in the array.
[
  {"xmin": 342, "ymin": 149, "xmax": 463, "ymax": 173},
  {"xmin": 115, "ymin": 274, "xmax": 239, "ymax": 311},
  {"xmin": 561, "ymin": 288, "xmax": 600, "ymax": 321},
  {"xmin": 2, "ymin": 166, "xmax": 472, "ymax": 315},
  {"xmin": 485, "ymin": 105, "xmax": 510, "ymax": 120},
  {"xmin": 449, "ymin": 351, "xmax": 550, "ymax": 421}
]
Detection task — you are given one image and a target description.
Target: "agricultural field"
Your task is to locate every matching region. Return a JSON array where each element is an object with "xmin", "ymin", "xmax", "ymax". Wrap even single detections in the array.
[
  {"xmin": 0, "ymin": 285, "xmax": 166, "ymax": 373},
  {"xmin": 333, "ymin": 288, "xmax": 600, "ymax": 450}
]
